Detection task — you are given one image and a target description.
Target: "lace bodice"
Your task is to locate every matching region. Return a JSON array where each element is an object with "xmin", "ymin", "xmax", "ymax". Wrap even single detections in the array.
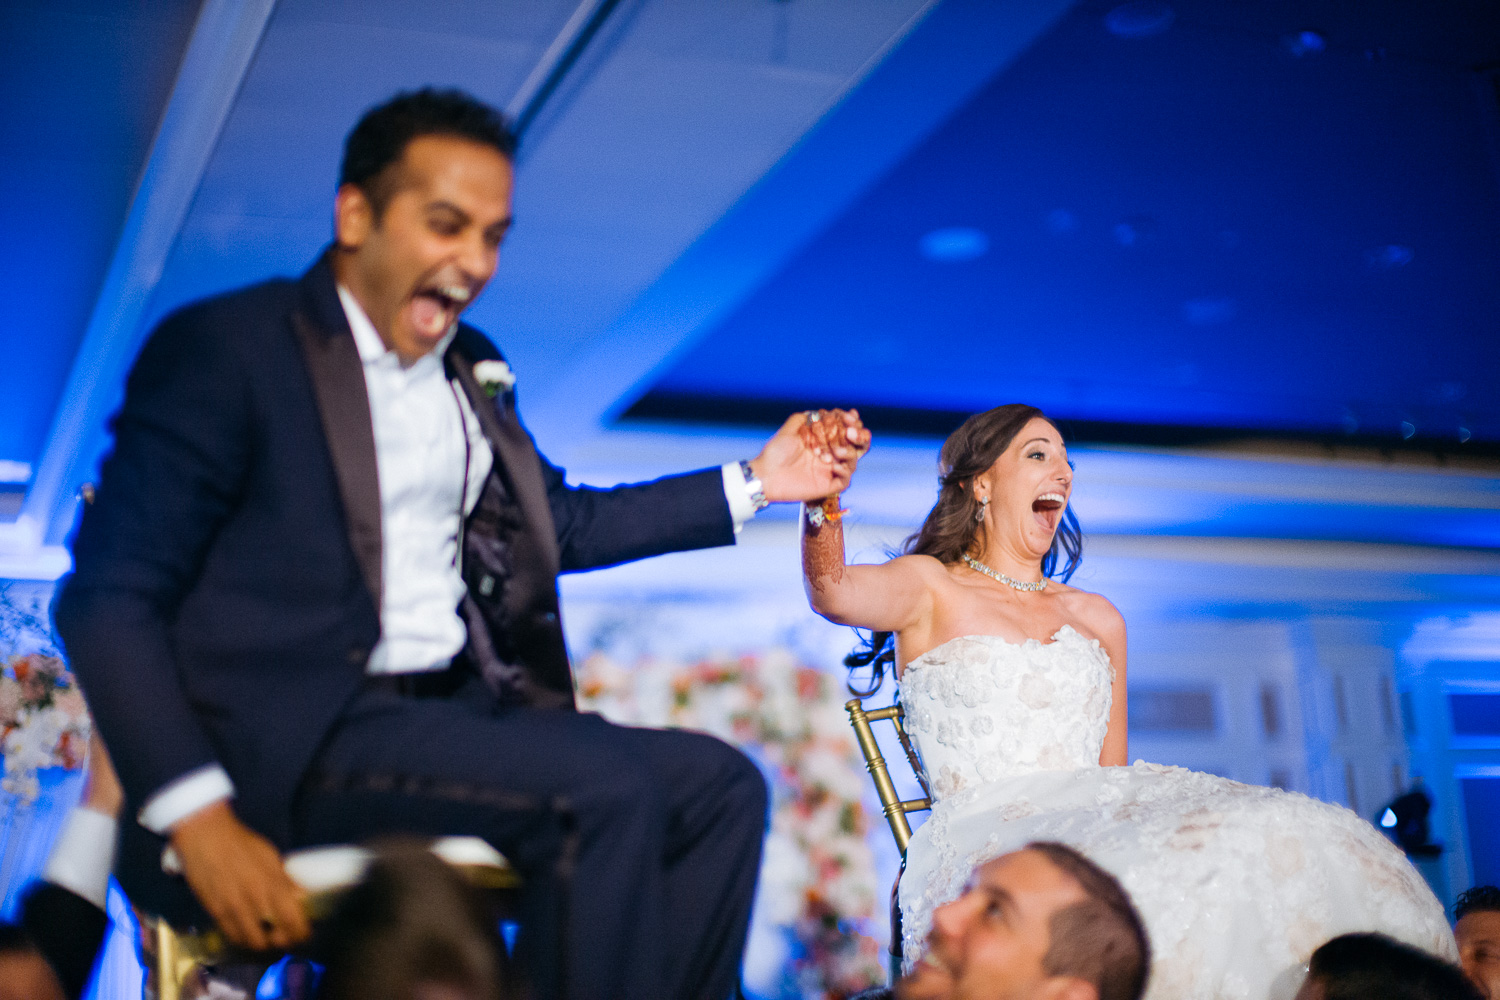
[{"xmin": 899, "ymin": 626, "xmax": 1113, "ymax": 802}]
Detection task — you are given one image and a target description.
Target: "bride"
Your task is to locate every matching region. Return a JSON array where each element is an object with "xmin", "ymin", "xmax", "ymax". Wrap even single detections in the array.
[{"xmin": 799, "ymin": 403, "xmax": 1454, "ymax": 999}]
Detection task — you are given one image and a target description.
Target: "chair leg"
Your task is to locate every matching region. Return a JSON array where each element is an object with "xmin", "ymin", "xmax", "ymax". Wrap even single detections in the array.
[
  {"xmin": 888, "ymin": 858, "xmax": 907, "ymax": 986},
  {"xmin": 153, "ymin": 919, "xmax": 182, "ymax": 1000},
  {"xmin": 143, "ymin": 916, "xmax": 227, "ymax": 1000}
]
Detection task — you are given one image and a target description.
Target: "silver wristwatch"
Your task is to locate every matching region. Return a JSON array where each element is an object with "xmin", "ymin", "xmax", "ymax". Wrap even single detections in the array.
[{"xmin": 739, "ymin": 460, "xmax": 770, "ymax": 512}]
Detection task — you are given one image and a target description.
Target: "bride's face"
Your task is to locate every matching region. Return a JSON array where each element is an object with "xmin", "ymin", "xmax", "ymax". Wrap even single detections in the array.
[{"xmin": 974, "ymin": 417, "xmax": 1072, "ymax": 562}]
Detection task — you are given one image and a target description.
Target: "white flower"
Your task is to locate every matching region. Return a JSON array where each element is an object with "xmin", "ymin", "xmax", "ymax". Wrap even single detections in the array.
[{"xmin": 473, "ymin": 359, "xmax": 516, "ymax": 397}]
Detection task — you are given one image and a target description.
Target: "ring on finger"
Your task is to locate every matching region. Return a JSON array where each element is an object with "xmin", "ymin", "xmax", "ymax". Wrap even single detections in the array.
[{"xmin": 805, "ymin": 410, "xmax": 822, "ymax": 423}]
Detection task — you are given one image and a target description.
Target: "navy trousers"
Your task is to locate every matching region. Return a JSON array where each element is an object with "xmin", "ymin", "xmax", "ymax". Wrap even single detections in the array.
[{"xmin": 292, "ymin": 676, "xmax": 767, "ymax": 1000}]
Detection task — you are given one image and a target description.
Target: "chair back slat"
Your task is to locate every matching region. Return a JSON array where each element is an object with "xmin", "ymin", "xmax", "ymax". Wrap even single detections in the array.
[
  {"xmin": 890, "ymin": 708, "xmax": 932, "ymax": 803},
  {"xmin": 845, "ymin": 698, "xmax": 932, "ymax": 854}
]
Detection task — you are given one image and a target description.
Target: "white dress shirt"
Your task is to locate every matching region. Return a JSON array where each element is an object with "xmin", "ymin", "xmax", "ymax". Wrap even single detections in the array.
[
  {"xmin": 341, "ymin": 286, "xmax": 493, "ymax": 674},
  {"xmin": 138, "ymin": 289, "xmax": 761, "ymax": 836}
]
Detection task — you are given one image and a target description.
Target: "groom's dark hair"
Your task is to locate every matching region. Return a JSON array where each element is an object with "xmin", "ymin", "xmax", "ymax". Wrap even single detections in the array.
[
  {"xmin": 340, "ymin": 88, "xmax": 517, "ymax": 217},
  {"xmin": 1027, "ymin": 842, "xmax": 1149, "ymax": 1000}
]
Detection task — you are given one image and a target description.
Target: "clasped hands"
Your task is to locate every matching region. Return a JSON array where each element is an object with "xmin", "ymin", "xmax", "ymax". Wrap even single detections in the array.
[{"xmin": 747, "ymin": 408, "xmax": 872, "ymax": 503}]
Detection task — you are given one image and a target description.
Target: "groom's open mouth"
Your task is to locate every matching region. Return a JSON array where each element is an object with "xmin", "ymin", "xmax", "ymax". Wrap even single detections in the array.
[
  {"xmin": 1032, "ymin": 492, "xmax": 1066, "ymax": 532},
  {"xmin": 406, "ymin": 281, "xmax": 473, "ymax": 340}
]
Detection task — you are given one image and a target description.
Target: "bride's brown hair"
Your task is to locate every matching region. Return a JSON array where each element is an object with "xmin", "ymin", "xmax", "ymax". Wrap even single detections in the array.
[{"xmin": 845, "ymin": 403, "xmax": 1083, "ymax": 695}]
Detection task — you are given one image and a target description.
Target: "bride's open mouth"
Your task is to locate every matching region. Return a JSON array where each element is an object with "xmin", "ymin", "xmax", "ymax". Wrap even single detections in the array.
[
  {"xmin": 406, "ymin": 280, "xmax": 472, "ymax": 339},
  {"xmin": 1032, "ymin": 492, "xmax": 1065, "ymax": 532}
]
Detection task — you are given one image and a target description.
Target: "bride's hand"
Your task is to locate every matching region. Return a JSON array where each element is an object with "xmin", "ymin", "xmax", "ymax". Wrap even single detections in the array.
[
  {"xmin": 799, "ymin": 409, "xmax": 858, "ymax": 464},
  {"xmin": 751, "ymin": 409, "xmax": 871, "ymax": 502}
]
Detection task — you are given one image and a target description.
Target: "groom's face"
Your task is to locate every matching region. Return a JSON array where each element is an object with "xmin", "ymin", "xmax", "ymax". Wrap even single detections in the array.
[{"xmin": 334, "ymin": 134, "xmax": 514, "ymax": 364}]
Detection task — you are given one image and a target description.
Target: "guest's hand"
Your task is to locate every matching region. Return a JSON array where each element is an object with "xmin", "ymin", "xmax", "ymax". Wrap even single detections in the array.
[
  {"xmin": 169, "ymin": 801, "xmax": 310, "ymax": 951},
  {"xmin": 751, "ymin": 409, "xmax": 871, "ymax": 503},
  {"xmin": 81, "ymin": 731, "xmax": 123, "ymax": 818}
]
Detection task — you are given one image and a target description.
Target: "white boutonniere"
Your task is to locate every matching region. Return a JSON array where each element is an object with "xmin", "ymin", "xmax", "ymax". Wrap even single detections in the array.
[{"xmin": 473, "ymin": 359, "xmax": 516, "ymax": 397}]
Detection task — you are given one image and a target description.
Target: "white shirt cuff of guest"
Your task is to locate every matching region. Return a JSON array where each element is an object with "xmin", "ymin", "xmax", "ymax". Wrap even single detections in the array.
[
  {"xmin": 42, "ymin": 807, "xmax": 118, "ymax": 910},
  {"xmin": 137, "ymin": 764, "xmax": 236, "ymax": 835},
  {"xmin": 721, "ymin": 462, "xmax": 760, "ymax": 534}
]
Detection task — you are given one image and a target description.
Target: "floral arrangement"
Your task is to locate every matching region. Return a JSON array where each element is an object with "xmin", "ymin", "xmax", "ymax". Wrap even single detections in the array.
[
  {"xmin": 0, "ymin": 653, "xmax": 90, "ymax": 801},
  {"xmin": 0, "ymin": 583, "xmax": 91, "ymax": 802},
  {"xmin": 577, "ymin": 648, "xmax": 885, "ymax": 999}
]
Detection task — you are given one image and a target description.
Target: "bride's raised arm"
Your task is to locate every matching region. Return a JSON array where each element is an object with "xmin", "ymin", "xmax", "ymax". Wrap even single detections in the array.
[{"xmin": 800, "ymin": 493, "xmax": 937, "ymax": 637}]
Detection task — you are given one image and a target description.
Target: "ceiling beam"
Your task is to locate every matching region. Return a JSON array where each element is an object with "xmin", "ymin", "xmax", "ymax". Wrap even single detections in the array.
[
  {"xmin": 19, "ymin": 0, "xmax": 279, "ymax": 558},
  {"xmin": 506, "ymin": 0, "xmax": 625, "ymax": 143}
]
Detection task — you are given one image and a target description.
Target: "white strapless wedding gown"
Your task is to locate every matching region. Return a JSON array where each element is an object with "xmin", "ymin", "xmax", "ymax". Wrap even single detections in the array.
[{"xmin": 897, "ymin": 627, "xmax": 1455, "ymax": 999}]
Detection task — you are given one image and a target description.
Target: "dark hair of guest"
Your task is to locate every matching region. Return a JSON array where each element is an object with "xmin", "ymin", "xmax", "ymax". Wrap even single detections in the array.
[
  {"xmin": 314, "ymin": 842, "xmax": 509, "ymax": 1000},
  {"xmin": 1025, "ymin": 842, "xmax": 1150, "ymax": 1000},
  {"xmin": 340, "ymin": 88, "xmax": 517, "ymax": 217},
  {"xmin": 1456, "ymin": 884, "xmax": 1500, "ymax": 921},
  {"xmin": 1306, "ymin": 932, "xmax": 1482, "ymax": 1000},
  {"xmin": 0, "ymin": 922, "xmax": 38, "ymax": 955},
  {"xmin": 845, "ymin": 404, "xmax": 1083, "ymax": 695}
]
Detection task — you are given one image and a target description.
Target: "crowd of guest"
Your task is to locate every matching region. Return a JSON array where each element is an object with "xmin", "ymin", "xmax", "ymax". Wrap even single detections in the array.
[
  {"xmin": 853, "ymin": 843, "xmax": 1493, "ymax": 1000},
  {"xmin": 3, "ymin": 742, "xmax": 1498, "ymax": 1000}
]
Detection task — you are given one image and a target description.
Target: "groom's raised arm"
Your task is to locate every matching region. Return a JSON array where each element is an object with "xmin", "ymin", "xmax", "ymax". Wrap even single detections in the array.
[{"xmin": 538, "ymin": 410, "xmax": 870, "ymax": 572}]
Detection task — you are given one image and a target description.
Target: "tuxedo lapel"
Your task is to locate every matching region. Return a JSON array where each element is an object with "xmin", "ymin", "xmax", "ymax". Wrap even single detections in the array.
[
  {"xmin": 448, "ymin": 340, "xmax": 574, "ymax": 704},
  {"xmin": 291, "ymin": 255, "xmax": 383, "ymax": 610},
  {"xmin": 448, "ymin": 345, "xmax": 560, "ymax": 581}
]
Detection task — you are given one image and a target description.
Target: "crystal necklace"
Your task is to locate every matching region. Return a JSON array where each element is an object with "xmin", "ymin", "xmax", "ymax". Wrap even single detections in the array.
[{"xmin": 962, "ymin": 554, "xmax": 1048, "ymax": 592}]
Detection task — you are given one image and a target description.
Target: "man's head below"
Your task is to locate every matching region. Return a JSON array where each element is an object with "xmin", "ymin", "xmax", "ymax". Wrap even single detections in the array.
[
  {"xmin": 333, "ymin": 88, "xmax": 517, "ymax": 365},
  {"xmin": 0, "ymin": 924, "xmax": 64, "ymax": 1000},
  {"xmin": 314, "ymin": 842, "xmax": 509, "ymax": 1000},
  {"xmin": 897, "ymin": 842, "xmax": 1149, "ymax": 1000},
  {"xmin": 1456, "ymin": 885, "xmax": 1500, "ymax": 998},
  {"xmin": 1294, "ymin": 932, "xmax": 1483, "ymax": 1000}
]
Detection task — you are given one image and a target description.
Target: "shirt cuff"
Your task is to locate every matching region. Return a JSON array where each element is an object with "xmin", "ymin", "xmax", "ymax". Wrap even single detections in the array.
[
  {"xmin": 721, "ymin": 462, "xmax": 759, "ymax": 535},
  {"xmin": 42, "ymin": 807, "xmax": 118, "ymax": 910},
  {"xmin": 137, "ymin": 764, "xmax": 235, "ymax": 835}
]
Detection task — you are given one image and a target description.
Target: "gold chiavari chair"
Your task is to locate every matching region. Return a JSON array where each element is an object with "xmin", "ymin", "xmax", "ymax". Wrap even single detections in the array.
[{"xmin": 845, "ymin": 698, "xmax": 931, "ymax": 982}]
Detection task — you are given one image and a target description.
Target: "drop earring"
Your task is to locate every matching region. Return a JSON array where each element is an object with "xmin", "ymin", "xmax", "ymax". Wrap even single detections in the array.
[{"xmin": 975, "ymin": 496, "xmax": 990, "ymax": 522}]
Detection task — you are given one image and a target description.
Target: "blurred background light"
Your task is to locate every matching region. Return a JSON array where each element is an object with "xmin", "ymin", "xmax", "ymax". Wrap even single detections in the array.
[
  {"xmin": 1283, "ymin": 30, "xmax": 1328, "ymax": 58},
  {"xmin": 918, "ymin": 226, "xmax": 991, "ymax": 262}
]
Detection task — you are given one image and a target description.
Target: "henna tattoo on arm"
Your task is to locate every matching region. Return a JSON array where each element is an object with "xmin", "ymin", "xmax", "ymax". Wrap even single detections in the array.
[{"xmin": 802, "ymin": 503, "xmax": 847, "ymax": 595}]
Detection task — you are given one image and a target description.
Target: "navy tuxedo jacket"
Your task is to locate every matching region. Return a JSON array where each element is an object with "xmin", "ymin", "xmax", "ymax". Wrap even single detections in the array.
[{"xmin": 54, "ymin": 253, "xmax": 734, "ymax": 920}]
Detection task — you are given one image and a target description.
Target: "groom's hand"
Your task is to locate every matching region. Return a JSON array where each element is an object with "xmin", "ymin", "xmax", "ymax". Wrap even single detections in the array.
[
  {"xmin": 169, "ymin": 800, "xmax": 309, "ymax": 951},
  {"xmin": 750, "ymin": 409, "xmax": 871, "ymax": 502}
]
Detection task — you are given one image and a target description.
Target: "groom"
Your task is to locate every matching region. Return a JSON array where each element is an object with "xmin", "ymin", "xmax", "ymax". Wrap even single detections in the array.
[{"xmin": 54, "ymin": 88, "xmax": 869, "ymax": 999}]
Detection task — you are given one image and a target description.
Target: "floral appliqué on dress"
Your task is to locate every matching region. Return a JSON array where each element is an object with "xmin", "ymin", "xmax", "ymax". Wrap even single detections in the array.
[{"xmin": 895, "ymin": 627, "xmax": 1454, "ymax": 1000}]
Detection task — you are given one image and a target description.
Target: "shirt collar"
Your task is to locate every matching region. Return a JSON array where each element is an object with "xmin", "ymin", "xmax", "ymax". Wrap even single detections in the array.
[{"xmin": 336, "ymin": 284, "xmax": 459, "ymax": 369}]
